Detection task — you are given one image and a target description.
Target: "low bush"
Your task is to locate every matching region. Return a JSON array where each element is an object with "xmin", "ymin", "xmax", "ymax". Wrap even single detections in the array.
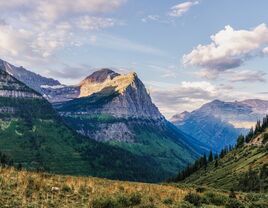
[
  {"xmin": 92, "ymin": 197, "xmax": 117, "ymax": 208},
  {"xmin": 226, "ymin": 198, "xmax": 245, "ymax": 208},
  {"xmin": 249, "ymin": 201, "xmax": 268, "ymax": 208},
  {"xmin": 129, "ymin": 192, "xmax": 142, "ymax": 205},
  {"xmin": 184, "ymin": 192, "xmax": 202, "ymax": 206},
  {"xmin": 195, "ymin": 186, "xmax": 206, "ymax": 193},
  {"xmin": 177, "ymin": 201, "xmax": 195, "ymax": 208},
  {"xmin": 62, "ymin": 184, "xmax": 72, "ymax": 193},
  {"xmin": 92, "ymin": 193, "xmax": 142, "ymax": 208},
  {"xmin": 163, "ymin": 197, "xmax": 173, "ymax": 205},
  {"xmin": 202, "ymin": 192, "xmax": 227, "ymax": 206}
]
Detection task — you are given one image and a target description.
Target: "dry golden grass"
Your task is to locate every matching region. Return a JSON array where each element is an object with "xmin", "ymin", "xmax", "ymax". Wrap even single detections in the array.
[{"xmin": 0, "ymin": 167, "xmax": 192, "ymax": 208}]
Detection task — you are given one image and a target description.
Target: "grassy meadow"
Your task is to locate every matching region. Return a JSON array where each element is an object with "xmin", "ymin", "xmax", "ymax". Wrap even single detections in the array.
[{"xmin": 0, "ymin": 167, "xmax": 267, "ymax": 208}]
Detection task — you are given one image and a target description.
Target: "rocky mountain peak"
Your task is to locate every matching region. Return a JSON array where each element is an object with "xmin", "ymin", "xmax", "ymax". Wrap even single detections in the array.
[
  {"xmin": 170, "ymin": 111, "xmax": 190, "ymax": 122},
  {"xmin": 79, "ymin": 71, "xmax": 140, "ymax": 98},
  {"xmin": 240, "ymin": 99, "xmax": 268, "ymax": 114},
  {"xmin": 80, "ymin": 68, "xmax": 120, "ymax": 85}
]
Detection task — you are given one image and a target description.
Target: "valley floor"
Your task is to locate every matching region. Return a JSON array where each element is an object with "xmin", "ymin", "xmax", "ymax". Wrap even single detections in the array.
[{"xmin": 0, "ymin": 167, "xmax": 267, "ymax": 208}]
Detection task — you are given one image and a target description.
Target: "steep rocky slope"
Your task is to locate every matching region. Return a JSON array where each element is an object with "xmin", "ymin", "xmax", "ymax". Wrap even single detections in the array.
[
  {"xmin": 0, "ymin": 68, "xmax": 174, "ymax": 182},
  {"xmin": 0, "ymin": 59, "xmax": 79, "ymax": 103},
  {"xmin": 55, "ymin": 69, "xmax": 208, "ymax": 176},
  {"xmin": 171, "ymin": 99, "xmax": 268, "ymax": 151}
]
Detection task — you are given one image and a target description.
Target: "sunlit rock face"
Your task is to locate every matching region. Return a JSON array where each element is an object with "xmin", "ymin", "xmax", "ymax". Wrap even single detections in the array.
[
  {"xmin": 54, "ymin": 69, "xmax": 166, "ymax": 142},
  {"xmin": 171, "ymin": 99, "xmax": 268, "ymax": 151}
]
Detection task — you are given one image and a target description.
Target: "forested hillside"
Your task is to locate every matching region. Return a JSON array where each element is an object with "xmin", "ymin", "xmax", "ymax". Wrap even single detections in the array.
[{"xmin": 170, "ymin": 116, "xmax": 268, "ymax": 192}]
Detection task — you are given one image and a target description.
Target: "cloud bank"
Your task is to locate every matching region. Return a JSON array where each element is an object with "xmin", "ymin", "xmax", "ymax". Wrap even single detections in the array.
[{"xmin": 183, "ymin": 23, "xmax": 268, "ymax": 78}]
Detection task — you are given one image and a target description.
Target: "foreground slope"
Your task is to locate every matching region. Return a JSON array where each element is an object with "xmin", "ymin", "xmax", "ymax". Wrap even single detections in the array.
[
  {"xmin": 0, "ymin": 69, "xmax": 170, "ymax": 182},
  {"xmin": 176, "ymin": 127, "xmax": 268, "ymax": 191},
  {"xmin": 171, "ymin": 99, "xmax": 268, "ymax": 151},
  {"xmin": 55, "ymin": 69, "xmax": 208, "ymax": 176},
  {"xmin": 1, "ymin": 167, "xmax": 267, "ymax": 208}
]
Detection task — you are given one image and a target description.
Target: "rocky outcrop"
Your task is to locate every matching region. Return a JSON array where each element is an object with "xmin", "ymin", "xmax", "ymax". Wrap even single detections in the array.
[
  {"xmin": 55, "ymin": 69, "xmax": 168, "ymax": 143},
  {"xmin": 0, "ymin": 59, "xmax": 60, "ymax": 93},
  {"xmin": 78, "ymin": 122, "xmax": 135, "ymax": 142},
  {"xmin": 0, "ymin": 90, "xmax": 41, "ymax": 98},
  {"xmin": 0, "ymin": 69, "xmax": 42, "ymax": 99},
  {"xmin": 0, "ymin": 59, "xmax": 83, "ymax": 103}
]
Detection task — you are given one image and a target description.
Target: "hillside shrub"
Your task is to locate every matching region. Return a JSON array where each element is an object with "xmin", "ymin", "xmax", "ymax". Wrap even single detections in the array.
[
  {"xmin": 195, "ymin": 186, "xmax": 206, "ymax": 193},
  {"xmin": 262, "ymin": 133, "xmax": 268, "ymax": 144},
  {"xmin": 92, "ymin": 193, "xmax": 142, "ymax": 208},
  {"xmin": 202, "ymin": 192, "xmax": 227, "ymax": 206},
  {"xmin": 92, "ymin": 197, "xmax": 117, "ymax": 208},
  {"xmin": 249, "ymin": 201, "xmax": 268, "ymax": 208},
  {"xmin": 226, "ymin": 198, "xmax": 245, "ymax": 208},
  {"xmin": 62, "ymin": 184, "xmax": 72, "ymax": 193},
  {"xmin": 177, "ymin": 201, "xmax": 195, "ymax": 208},
  {"xmin": 184, "ymin": 192, "xmax": 202, "ymax": 206},
  {"xmin": 129, "ymin": 192, "xmax": 142, "ymax": 205},
  {"xmin": 163, "ymin": 197, "xmax": 173, "ymax": 205}
]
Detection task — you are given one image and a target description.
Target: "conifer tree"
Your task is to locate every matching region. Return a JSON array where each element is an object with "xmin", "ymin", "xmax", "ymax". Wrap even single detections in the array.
[{"xmin": 208, "ymin": 150, "xmax": 213, "ymax": 162}]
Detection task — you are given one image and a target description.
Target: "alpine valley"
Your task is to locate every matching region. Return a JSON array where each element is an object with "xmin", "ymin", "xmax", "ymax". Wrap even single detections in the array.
[
  {"xmin": 0, "ymin": 59, "xmax": 207, "ymax": 182},
  {"xmin": 0, "ymin": 58, "xmax": 267, "ymax": 207}
]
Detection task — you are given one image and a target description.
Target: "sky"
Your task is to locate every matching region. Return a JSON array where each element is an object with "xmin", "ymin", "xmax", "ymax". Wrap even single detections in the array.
[{"xmin": 1, "ymin": 0, "xmax": 268, "ymax": 118}]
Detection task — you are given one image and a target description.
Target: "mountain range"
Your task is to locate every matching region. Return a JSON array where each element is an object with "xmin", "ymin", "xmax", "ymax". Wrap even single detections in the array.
[
  {"xmin": 1, "ymin": 58, "xmax": 267, "ymax": 183},
  {"xmin": 171, "ymin": 99, "xmax": 268, "ymax": 151},
  {"xmin": 0, "ymin": 67, "xmax": 178, "ymax": 182},
  {"xmin": 0, "ymin": 59, "xmax": 208, "ymax": 181}
]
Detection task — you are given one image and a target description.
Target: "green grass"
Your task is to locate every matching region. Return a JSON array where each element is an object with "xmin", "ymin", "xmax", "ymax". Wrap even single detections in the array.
[
  {"xmin": 181, "ymin": 144, "xmax": 268, "ymax": 190},
  {"xmin": 59, "ymin": 113, "xmax": 201, "ymax": 179},
  {"xmin": 110, "ymin": 126, "xmax": 197, "ymax": 175},
  {"xmin": 0, "ymin": 97, "xmax": 173, "ymax": 182}
]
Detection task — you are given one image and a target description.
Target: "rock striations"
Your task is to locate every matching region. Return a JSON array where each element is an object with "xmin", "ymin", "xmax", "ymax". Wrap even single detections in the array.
[
  {"xmin": 0, "ymin": 69, "xmax": 41, "ymax": 99},
  {"xmin": 54, "ymin": 69, "xmax": 206, "ymax": 175}
]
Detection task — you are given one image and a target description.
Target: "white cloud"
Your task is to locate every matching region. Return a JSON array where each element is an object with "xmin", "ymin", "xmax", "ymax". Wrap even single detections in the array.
[
  {"xmin": 169, "ymin": 1, "xmax": 199, "ymax": 17},
  {"xmin": 0, "ymin": 0, "xmax": 127, "ymax": 68},
  {"xmin": 142, "ymin": 15, "xmax": 160, "ymax": 23},
  {"xmin": 148, "ymin": 80, "xmax": 268, "ymax": 118},
  {"xmin": 263, "ymin": 47, "xmax": 268, "ymax": 54},
  {"xmin": 183, "ymin": 24, "xmax": 268, "ymax": 77},
  {"xmin": 0, "ymin": 0, "xmax": 126, "ymax": 22},
  {"xmin": 76, "ymin": 16, "xmax": 119, "ymax": 30},
  {"xmin": 149, "ymin": 81, "xmax": 219, "ymax": 118},
  {"xmin": 226, "ymin": 70, "xmax": 266, "ymax": 83}
]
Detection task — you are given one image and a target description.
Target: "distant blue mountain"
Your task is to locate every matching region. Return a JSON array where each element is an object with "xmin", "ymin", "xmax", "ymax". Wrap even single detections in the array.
[{"xmin": 171, "ymin": 99, "xmax": 268, "ymax": 152}]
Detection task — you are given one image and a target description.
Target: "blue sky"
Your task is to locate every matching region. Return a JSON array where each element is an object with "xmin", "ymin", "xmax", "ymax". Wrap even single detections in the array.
[{"xmin": 1, "ymin": 0, "xmax": 268, "ymax": 117}]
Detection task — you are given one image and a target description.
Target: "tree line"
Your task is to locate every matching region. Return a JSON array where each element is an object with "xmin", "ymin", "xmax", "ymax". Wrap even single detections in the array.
[{"xmin": 169, "ymin": 115, "xmax": 268, "ymax": 183}]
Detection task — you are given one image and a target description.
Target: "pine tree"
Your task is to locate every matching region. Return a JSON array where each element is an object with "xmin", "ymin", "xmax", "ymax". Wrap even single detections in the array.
[
  {"xmin": 236, "ymin": 135, "xmax": 245, "ymax": 148},
  {"xmin": 214, "ymin": 159, "xmax": 219, "ymax": 168},
  {"xmin": 203, "ymin": 154, "xmax": 207, "ymax": 169},
  {"xmin": 214, "ymin": 153, "xmax": 219, "ymax": 160},
  {"xmin": 245, "ymin": 127, "xmax": 254, "ymax": 143},
  {"xmin": 208, "ymin": 150, "xmax": 213, "ymax": 162},
  {"xmin": 254, "ymin": 120, "xmax": 261, "ymax": 135}
]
